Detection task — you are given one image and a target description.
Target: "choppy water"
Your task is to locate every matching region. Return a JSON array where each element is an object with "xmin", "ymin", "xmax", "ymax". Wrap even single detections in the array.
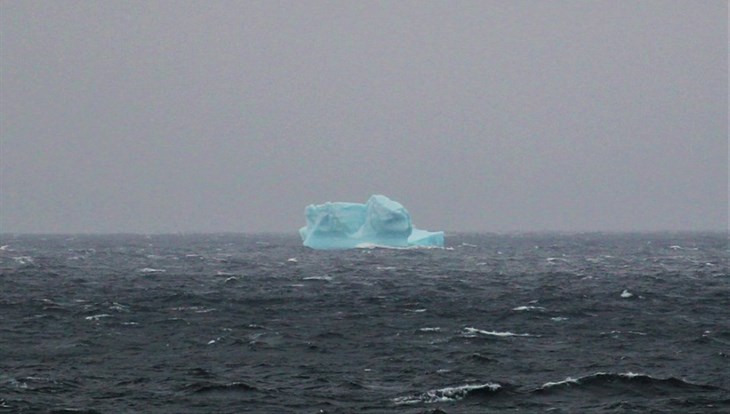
[{"xmin": 1, "ymin": 233, "xmax": 728, "ymax": 413}]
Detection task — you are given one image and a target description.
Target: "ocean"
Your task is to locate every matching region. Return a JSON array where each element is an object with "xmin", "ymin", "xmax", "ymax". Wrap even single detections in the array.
[{"xmin": 1, "ymin": 233, "xmax": 728, "ymax": 413}]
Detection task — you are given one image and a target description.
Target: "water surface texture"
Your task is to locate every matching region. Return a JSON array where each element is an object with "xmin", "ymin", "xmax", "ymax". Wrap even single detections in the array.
[{"xmin": 1, "ymin": 233, "xmax": 728, "ymax": 413}]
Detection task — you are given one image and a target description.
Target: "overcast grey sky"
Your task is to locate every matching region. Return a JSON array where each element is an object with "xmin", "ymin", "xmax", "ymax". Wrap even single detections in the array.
[{"xmin": 1, "ymin": 1, "xmax": 727, "ymax": 233}]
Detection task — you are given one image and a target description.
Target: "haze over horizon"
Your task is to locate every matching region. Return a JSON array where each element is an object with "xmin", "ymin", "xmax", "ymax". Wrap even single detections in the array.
[{"xmin": 1, "ymin": 1, "xmax": 727, "ymax": 234}]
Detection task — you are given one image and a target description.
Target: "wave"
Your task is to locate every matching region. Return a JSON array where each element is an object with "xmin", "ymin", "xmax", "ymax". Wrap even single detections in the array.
[
  {"xmin": 462, "ymin": 327, "xmax": 533, "ymax": 337},
  {"xmin": 393, "ymin": 382, "xmax": 503, "ymax": 405},
  {"xmin": 534, "ymin": 372, "xmax": 722, "ymax": 395},
  {"xmin": 183, "ymin": 381, "xmax": 258, "ymax": 394},
  {"xmin": 84, "ymin": 314, "xmax": 112, "ymax": 321},
  {"xmin": 392, "ymin": 372, "xmax": 725, "ymax": 407},
  {"xmin": 302, "ymin": 275, "xmax": 333, "ymax": 281},
  {"xmin": 138, "ymin": 268, "xmax": 166, "ymax": 273},
  {"xmin": 11, "ymin": 256, "xmax": 35, "ymax": 265},
  {"xmin": 469, "ymin": 353, "xmax": 498, "ymax": 363},
  {"xmin": 418, "ymin": 327, "xmax": 441, "ymax": 332},
  {"xmin": 512, "ymin": 305, "xmax": 546, "ymax": 311},
  {"xmin": 1, "ymin": 375, "xmax": 81, "ymax": 393}
]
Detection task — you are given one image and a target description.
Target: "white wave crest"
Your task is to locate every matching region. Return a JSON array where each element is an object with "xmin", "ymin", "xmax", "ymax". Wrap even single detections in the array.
[
  {"xmin": 463, "ymin": 327, "xmax": 532, "ymax": 337},
  {"xmin": 139, "ymin": 268, "xmax": 166, "ymax": 273},
  {"xmin": 512, "ymin": 305, "xmax": 546, "ymax": 311},
  {"xmin": 393, "ymin": 382, "xmax": 501, "ymax": 405},
  {"xmin": 541, "ymin": 377, "xmax": 579, "ymax": 388},
  {"xmin": 12, "ymin": 256, "xmax": 34, "ymax": 265},
  {"xmin": 302, "ymin": 275, "xmax": 332, "ymax": 281},
  {"xmin": 85, "ymin": 314, "xmax": 111, "ymax": 321},
  {"xmin": 418, "ymin": 327, "xmax": 441, "ymax": 332},
  {"xmin": 540, "ymin": 371, "xmax": 649, "ymax": 390}
]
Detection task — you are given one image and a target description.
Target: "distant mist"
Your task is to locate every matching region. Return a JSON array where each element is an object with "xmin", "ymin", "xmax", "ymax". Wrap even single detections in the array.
[{"xmin": 1, "ymin": 1, "xmax": 726, "ymax": 233}]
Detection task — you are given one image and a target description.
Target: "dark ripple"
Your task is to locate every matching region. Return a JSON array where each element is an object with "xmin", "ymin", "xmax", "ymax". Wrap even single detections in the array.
[{"xmin": 182, "ymin": 381, "xmax": 259, "ymax": 394}]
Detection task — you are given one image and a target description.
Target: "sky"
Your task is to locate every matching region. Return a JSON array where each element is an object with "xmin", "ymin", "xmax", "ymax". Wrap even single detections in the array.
[{"xmin": 1, "ymin": 1, "xmax": 727, "ymax": 234}]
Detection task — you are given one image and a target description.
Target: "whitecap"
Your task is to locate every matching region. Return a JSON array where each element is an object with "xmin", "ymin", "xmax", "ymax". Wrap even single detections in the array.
[
  {"xmin": 85, "ymin": 314, "xmax": 111, "ymax": 321},
  {"xmin": 4, "ymin": 377, "xmax": 28, "ymax": 389},
  {"xmin": 303, "ymin": 275, "xmax": 332, "ymax": 281},
  {"xmin": 600, "ymin": 330, "xmax": 646, "ymax": 336},
  {"xmin": 12, "ymin": 256, "xmax": 34, "ymax": 265},
  {"xmin": 670, "ymin": 245, "xmax": 698, "ymax": 251},
  {"xmin": 419, "ymin": 327, "xmax": 441, "ymax": 332},
  {"xmin": 286, "ymin": 258, "xmax": 298, "ymax": 263},
  {"xmin": 541, "ymin": 372, "xmax": 651, "ymax": 389},
  {"xmin": 109, "ymin": 302, "xmax": 129, "ymax": 312},
  {"xmin": 393, "ymin": 382, "xmax": 501, "ymax": 405},
  {"xmin": 541, "ymin": 377, "xmax": 579, "ymax": 388},
  {"xmin": 169, "ymin": 306, "xmax": 215, "ymax": 313},
  {"xmin": 463, "ymin": 327, "xmax": 532, "ymax": 337},
  {"xmin": 538, "ymin": 372, "xmax": 650, "ymax": 390},
  {"xmin": 512, "ymin": 305, "xmax": 546, "ymax": 311},
  {"xmin": 620, "ymin": 289, "xmax": 633, "ymax": 298},
  {"xmin": 139, "ymin": 268, "xmax": 166, "ymax": 273}
]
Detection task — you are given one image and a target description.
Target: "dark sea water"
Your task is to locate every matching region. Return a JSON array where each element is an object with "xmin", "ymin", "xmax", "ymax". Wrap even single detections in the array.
[{"xmin": 1, "ymin": 233, "xmax": 728, "ymax": 413}]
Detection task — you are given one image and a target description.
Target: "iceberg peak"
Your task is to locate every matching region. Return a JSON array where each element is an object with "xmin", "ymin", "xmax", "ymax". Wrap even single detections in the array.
[{"xmin": 299, "ymin": 195, "xmax": 444, "ymax": 250}]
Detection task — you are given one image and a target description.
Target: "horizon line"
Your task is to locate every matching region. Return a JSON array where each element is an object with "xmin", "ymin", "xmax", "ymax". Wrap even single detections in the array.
[{"xmin": 1, "ymin": 229, "xmax": 728, "ymax": 237}]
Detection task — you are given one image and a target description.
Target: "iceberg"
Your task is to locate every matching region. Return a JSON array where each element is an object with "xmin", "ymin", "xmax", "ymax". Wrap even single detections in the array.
[{"xmin": 299, "ymin": 195, "xmax": 444, "ymax": 250}]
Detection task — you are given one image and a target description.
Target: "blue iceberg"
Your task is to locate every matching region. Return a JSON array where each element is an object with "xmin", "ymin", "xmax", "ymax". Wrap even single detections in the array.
[{"xmin": 299, "ymin": 195, "xmax": 444, "ymax": 249}]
